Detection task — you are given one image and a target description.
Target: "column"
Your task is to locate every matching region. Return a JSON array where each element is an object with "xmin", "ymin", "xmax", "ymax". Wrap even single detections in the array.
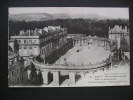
[
  {"xmin": 53, "ymin": 71, "xmax": 60, "ymax": 86},
  {"xmin": 124, "ymin": 52, "xmax": 126, "ymax": 60},
  {"xmin": 44, "ymin": 57, "xmax": 45, "ymax": 64},
  {"xmin": 69, "ymin": 72, "xmax": 76, "ymax": 85},
  {"xmin": 73, "ymin": 40, "xmax": 74, "ymax": 46},
  {"xmin": 27, "ymin": 70, "xmax": 31, "ymax": 80},
  {"xmin": 80, "ymin": 72, "xmax": 85, "ymax": 78},
  {"xmin": 118, "ymin": 51, "xmax": 119, "ymax": 61},
  {"xmin": 42, "ymin": 71, "xmax": 49, "ymax": 85}
]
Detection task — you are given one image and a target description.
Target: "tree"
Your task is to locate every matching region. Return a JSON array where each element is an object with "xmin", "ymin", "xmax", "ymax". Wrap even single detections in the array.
[
  {"xmin": 29, "ymin": 63, "xmax": 38, "ymax": 84},
  {"xmin": 37, "ymin": 69, "xmax": 43, "ymax": 84}
]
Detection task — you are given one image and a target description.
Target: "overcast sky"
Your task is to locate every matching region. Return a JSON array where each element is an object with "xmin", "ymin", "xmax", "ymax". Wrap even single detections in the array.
[{"xmin": 9, "ymin": 7, "xmax": 129, "ymax": 19}]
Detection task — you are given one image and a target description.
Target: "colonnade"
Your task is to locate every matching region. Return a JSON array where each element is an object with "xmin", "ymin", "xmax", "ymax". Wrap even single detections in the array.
[
  {"xmin": 73, "ymin": 39, "xmax": 88, "ymax": 46},
  {"xmin": 39, "ymin": 65, "xmax": 111, "ymax": 86},
  {"xmin": 73, "ymin": 37, "xmax": 110, "ymax": 47},
  {"xmin": 41, "ymin": 70, "xmax": 77, "ymax": 85}
]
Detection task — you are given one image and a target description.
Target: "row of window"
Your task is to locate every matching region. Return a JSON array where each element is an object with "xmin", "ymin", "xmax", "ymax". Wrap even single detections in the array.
[
  {"xmin": 41, "ymin": 37, "xmax": 66, "ymax": 55},
  {"xmin": 19, "ymin": 46, "xmax": 37, "ymax": 49},
  {"xmin": 40, "ymin": 32, "xmax": 65, "ymax": 43},
  {"xmin": 41, "ymin": 42, "xmax": 53, "ymax": 55},
  {"xmin": 18, "ymin": 39, "xmax": 38, "ymax": 44},
  {"xmin": 40, "ymin": 35, "xmax": 55, "ymax": 43}
]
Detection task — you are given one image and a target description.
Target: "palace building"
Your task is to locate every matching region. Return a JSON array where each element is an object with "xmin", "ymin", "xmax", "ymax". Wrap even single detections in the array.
[{"xmin": 11, "ymin": 26, "xmax": 67, "ymax": 61}]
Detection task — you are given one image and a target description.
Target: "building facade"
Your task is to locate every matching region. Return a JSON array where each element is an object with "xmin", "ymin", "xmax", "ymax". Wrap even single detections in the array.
[
  {"xmin": 109, "ymin": 25, "xmax": 130, "ymax": 50},
  {"xmin": 11, "ymin": 26, "xmax": 67, "ymax": 59},
  {"xmin": 108, "ymin": 25, "xmax": 130, "ymax": 60},
  {"xmin": 8, "ymin": 51, "xmax": 29, "ymax": 86}
]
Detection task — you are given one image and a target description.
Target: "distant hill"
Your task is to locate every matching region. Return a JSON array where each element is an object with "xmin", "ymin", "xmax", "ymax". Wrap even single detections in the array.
[
  {"xmin": 9, "ymin": 13, "xmax": 113, "ymax": 21},
  {"xmin": 9, "ymin": 13, "xmax": 54, "ymax": 21}
]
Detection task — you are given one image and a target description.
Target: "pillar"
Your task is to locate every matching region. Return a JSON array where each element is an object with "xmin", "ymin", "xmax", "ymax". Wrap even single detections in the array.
[
  {"xmin": 73, "ymin": 40, "xmax": 75, "ymax": 46},
  {"xmin": 118, "ymin": 51, "xmax": 119, "ymax": 61},
  {"xmin": 80, "ymin": 72, "xmax": 85, "ymax": 78},
  {"xmin": 123, "ymin": 52, "xmax": 126, "ymax": 60},
  {"xmin": 42, "ymin": 71, "xmax": 49, "ymax": 85},
  {"xmin": 27, "ymin": 70, "xmax": 31, "ymax": 80},
  {"xmin": 53, "ymin": 71, "xmax": 60, "ymax": 86},
  {"xmin": 69, "ymin": 72, "xmax": 76, "ymax": 85}
]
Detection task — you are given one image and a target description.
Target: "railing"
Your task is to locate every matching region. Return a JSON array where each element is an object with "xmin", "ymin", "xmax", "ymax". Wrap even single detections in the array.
[{"xmin": 32, "ymin": 56, "xmax": 111, "ymax": 70}]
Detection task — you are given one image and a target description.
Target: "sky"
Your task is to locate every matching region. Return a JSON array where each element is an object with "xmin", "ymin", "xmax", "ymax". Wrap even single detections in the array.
[{"xmin": 9, "ymin": 7, "xmax": 129, "ymax": 19}]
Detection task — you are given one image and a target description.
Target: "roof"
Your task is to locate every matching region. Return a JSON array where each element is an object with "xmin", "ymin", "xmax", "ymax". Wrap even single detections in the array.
[{"xmin": 19, "ymin": 31, "xmax": 42, "ymax": 36}]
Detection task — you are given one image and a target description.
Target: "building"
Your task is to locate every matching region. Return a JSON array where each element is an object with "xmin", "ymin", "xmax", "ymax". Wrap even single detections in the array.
[
  {"xmin": 8, "ymin": 51, "xmax": 29, "ymax": 86},
  {"xmin": 108, "ymin": 25, "xmax": 130, "ymax": 60},
  {"xmin": 8, "ymin": 39, "xmax": 19, "ymax": 54},
  {"xmin": 109, "ymin": 25, "xmax": 129, "ymax": 50},
  {"xmin": 10, "ymin": 26, "xmax": 68, "ymax": 64},
  {"xmin": 11, "ymin": 26, "xmax": 67, "ymax": 58}
]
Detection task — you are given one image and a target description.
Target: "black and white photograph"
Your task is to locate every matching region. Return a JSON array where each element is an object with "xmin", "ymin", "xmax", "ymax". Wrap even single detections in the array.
[{"xmin": 8, "ymin": 7, "xmax": 130, "ymax": 87}]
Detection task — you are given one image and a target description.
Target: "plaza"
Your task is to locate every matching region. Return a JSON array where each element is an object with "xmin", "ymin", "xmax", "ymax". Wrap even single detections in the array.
[{"xmin": 55, "ymin": 41, "xmax": 110, "ymax": 66}]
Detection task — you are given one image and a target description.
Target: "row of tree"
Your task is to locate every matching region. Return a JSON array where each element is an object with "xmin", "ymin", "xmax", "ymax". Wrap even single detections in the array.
[
  {"xmin": 29, "ymin": 63, "xmax": 43, "ymax": 85},
  {"xmin": 9, "ymin": 18, "xmax": 129, "ymax": 38}
]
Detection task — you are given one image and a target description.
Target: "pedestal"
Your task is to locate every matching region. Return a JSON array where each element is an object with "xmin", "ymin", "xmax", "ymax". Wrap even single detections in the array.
[
  {"xmin": 42, "ymin": 71, "xmax": 49, "ymax": 85},
  {"xmin": 80, "ymin": 72, "xmax": 85, "ymax": 78},
  {"xmin": 53, "ymin": 71, "xmax": 60, "ymax": 86},
  {"xmin": 69, "ymin": 72, "xmax": 76, "ymax": 85}
]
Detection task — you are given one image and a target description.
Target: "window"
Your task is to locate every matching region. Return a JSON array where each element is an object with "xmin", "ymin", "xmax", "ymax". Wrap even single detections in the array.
[
  {"xmin": 24, "ymin": 40, "xmax": 26, "ymax": 43},
  {"xmin": 42, "ymin": 49, "xmax": 43, "ymax": 54},
  {"xmin": 34, "ymin": 40, "xmax": 37, "ymax": 43},
  {"xmin": 29, "ymin": 46, "xmax": 32, "ymax": 49},
  {"xmin": 17, "ymin": 78, "xmax": 19, "ymax": 84},
  {"xmin": 19, "ymin": 46, "xmax": 22, "ymax": 49},
  {"xmin": 21, "ymin": 75, "xmax": 24, "ymax": 83},
  {"xmin": 18, "ymin": 40, "xmax": 21, "ymax": 43},
  {"xmin": 17, "ymin": 69, "xmax": 19, "ymax": 74},
  {"xmin": 29, "ymin": 40, "xmax": 32, "ymax": 43},
  {"xmin": 24, "ymin": 46, "xmax": 27, "ymax": 49},
  {"xmin": 12, "ymin": 81, "xmax": 14, "ymax": 85},
  {"xmin": 12, "ymin": 71, "xmax": 14, "ymax": 77}
]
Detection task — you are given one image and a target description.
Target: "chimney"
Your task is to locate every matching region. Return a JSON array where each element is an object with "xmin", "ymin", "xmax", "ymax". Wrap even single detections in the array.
[
  {"xmin": 44, "ymin": 27, "xmax": 48, "ymax": 32},
  {"xmin": 20, "ymin": 30, "xmax": 24, "ymax": 35}
]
